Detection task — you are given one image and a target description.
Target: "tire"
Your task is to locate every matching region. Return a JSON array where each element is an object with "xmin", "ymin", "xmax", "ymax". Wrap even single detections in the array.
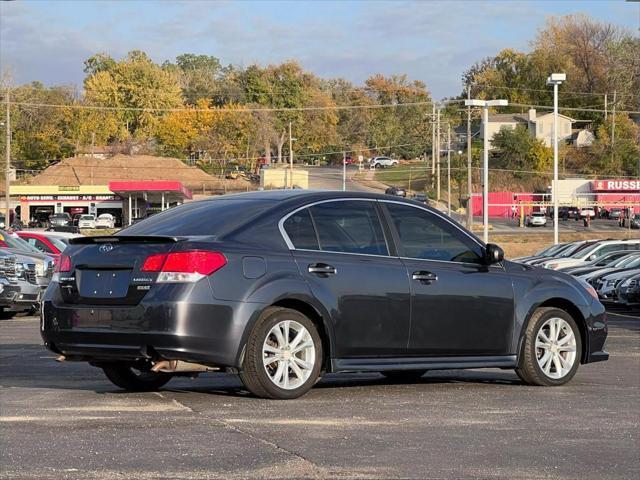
[
  {"xmin": 381, "ymin": 370, "xmax": 427, "ymax": 381},
  {"xmin": 515, "ymin": 307, "xmax": 582, "ymax": 386},
  {"xmin": 240, "ymin": 307, "xmax": 323, "ymax": 399},
  {"xmin": 102, "ymin": 363, "xmax": 172, "ymax": 392}
]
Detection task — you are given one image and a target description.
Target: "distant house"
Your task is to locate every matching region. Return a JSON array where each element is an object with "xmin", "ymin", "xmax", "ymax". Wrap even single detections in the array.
[
  {"xmin": 77, "ymin": 146, "xmax": 113, "ymax": 160},
  {"xmin": 481, "ymin": 109, "xmax": 575, "ymax": 149}
]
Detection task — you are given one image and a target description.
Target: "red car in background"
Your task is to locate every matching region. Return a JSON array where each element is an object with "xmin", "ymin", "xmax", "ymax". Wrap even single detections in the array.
[{"xmin": 15, "ymin": 232, "xmax": 67, "ymax": 263}]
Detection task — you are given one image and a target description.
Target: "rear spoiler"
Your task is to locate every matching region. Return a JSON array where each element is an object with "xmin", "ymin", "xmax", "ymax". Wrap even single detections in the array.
[{"xmin": 69, "ymin": 235, "xmax": 182, "ymax": 245}]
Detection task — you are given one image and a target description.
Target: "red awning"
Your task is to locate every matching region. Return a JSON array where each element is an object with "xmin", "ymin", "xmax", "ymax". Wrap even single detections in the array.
[{"xmin": 108, "ymin": 181, "xmax": 192, "ymax": 199}]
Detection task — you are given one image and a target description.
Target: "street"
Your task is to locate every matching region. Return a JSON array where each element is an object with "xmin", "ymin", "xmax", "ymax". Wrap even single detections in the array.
[{"xmin": 1, "ymin": 311, "xmax": 638, "ymax": 479}]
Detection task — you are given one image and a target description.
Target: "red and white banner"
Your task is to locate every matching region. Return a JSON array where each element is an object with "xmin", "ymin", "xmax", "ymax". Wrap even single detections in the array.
[{"xmin": 592, "ymin": 180, "xmax": 640, "ymax": 191}]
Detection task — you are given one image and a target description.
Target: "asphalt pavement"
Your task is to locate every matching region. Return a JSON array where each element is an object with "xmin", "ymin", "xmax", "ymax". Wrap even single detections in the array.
[{"xmin": 1, "ymin": 311, "xmax": 638, "ymax": 480}]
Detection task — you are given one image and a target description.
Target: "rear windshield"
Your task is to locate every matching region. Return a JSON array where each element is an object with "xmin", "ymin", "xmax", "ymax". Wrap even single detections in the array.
[{"xmin": 119, "ymin": 199, "xmax": 274, "ymax": 236}]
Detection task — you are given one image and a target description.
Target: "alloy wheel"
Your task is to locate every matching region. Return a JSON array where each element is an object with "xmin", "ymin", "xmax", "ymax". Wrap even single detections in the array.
[
  {"xmin": 535, "ymin": 317, "xmax": 577, "ymax": 379},
  {"xmin": 262, "ymin": 320, "xmax": 316, "ymax": 390}
]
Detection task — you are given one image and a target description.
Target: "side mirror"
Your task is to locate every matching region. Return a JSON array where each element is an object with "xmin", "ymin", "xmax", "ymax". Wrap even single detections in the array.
[{"xmin": 485, "ymin": 243, "xmax": 504, "ymax": 265}]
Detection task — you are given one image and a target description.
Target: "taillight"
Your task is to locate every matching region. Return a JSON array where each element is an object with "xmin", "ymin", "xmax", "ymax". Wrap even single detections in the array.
[
  {"xmin": 55, "ymin": 254, "xmax": 71, "ymax": 273},
  {"xmin": 142, "ymin": 251, "xmax": 226, "ymax": 283},
  {"xmin": 141, "ymin": 253, "xmax": 167, "ymax": 272}
]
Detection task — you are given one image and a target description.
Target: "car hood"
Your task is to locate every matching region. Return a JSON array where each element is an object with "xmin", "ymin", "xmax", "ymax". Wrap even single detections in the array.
[
  {"xmin": 601, "ymin": 268, "xmax": 640, "ymax": 281},
  {"xmin": 2, "ymin": 248, "xmax": 51, "ymax": 262}
]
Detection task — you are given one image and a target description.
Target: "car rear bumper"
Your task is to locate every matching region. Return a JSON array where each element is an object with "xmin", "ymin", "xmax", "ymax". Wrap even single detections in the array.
[{"xmin": 41, "ymin": 289, "xmax": 266, "ymax": 368}]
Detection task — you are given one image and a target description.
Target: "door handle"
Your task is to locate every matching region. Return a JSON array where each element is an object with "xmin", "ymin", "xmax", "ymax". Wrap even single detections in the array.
[
  {"xmin": 412, "ymin": 271, "xmax": 438, "ymax": 284},
  {"xmin": 308, "ymin": 263, "xmax": 337, "ymax": 276}
]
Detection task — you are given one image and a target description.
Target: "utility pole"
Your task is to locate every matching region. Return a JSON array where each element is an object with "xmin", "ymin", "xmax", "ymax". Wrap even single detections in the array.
[
  {"xmin": 4, "ymin": 89, "xmax": 10, "ymax": 226},
  {"xmin": 611, "ymin": 90, "xmax": 617, "ymax": 166},
  {"xmin": 604, "ymin": 93, "xmax": 608, "ymax": 121},
  {"xmin": 288, "ymin": 121, "xmax": 293, "ymax": 189},
  {"xmin": 436, "ymin": 106, "xmax": 441, "ymax": 202},
  {"xmin": 447, "ymin": 123, "xmax": 451, "ymax": 216},
  {"xmin": 342, "ymin": 150, "xmax": 346, "ymax": 191},
  {"xmin": 466, "ymin": 82, "xmax": 473, "ymax": 229},
  {"xmin": 431, "ymin": 104, "xmax": 435, "ymax": 189}
]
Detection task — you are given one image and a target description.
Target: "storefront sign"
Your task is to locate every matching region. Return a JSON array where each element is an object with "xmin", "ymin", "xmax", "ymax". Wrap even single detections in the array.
[
  {"xmin": 21, "ymin": 195, "xmax": 118, "ymax": 201},
  {"xmin": 593, "ymin": 180, "xmax": 640, "ymax": 191}
]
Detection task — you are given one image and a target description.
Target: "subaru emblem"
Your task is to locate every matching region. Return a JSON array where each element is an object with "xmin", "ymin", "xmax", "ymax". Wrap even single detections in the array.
[{"xmin": 99, "ymin": 243, "xmax": 114, "ymax": 253}]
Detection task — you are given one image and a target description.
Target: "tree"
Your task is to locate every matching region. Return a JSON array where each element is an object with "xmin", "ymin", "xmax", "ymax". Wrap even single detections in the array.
[
  {"xmin": 491, "ymin": 125, "xmax": 552, "ymax": 174},
  {"xmin": 83, "ymin": 50, "xmax": 183, "ymax": 140}
]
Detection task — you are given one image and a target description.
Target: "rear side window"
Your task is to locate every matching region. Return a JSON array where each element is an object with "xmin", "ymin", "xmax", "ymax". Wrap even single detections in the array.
[
  {"xmin": 283, "ymin": 209, "xmax": 319, "ymax": 250},
  {"xmin": 385, "ymin": 203, "xmax": 483, "ymax": 264},
  {"xmin": 309, "ymin": 201, "xmax": 388, "ymax": 256},
  {"xmin": 120, "ymin": 199, "xmax": 273, "ymax": 236}
]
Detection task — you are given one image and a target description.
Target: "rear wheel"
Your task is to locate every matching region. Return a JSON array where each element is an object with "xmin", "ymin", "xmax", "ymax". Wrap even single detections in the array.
[
  {"xmin": 102, "ymin": 363, "xmax": 172, "ymax": 392},
  {"xmin": 381, "ymin": 370, "xmax": 427, "ymax": 381},
  {"xmin": 240, "ymin": 307, "xmax": 322, "ymax": 399},
  {"xmin": 516, "ymin": 307, "xmax": 581, "ymax": 386}
]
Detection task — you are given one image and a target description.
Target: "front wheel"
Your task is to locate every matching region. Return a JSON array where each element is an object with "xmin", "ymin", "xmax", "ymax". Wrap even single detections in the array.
[
  {"xmin": 102, "ymin": 363, "xmax": 172, "ymax": 392},
  {"xmin": 515, "ymin": 307, "xmax": 581, "ymax": 386},
  {"xmin": 240, "ymin": 307, "xmax": 322, "ymax": 399}
]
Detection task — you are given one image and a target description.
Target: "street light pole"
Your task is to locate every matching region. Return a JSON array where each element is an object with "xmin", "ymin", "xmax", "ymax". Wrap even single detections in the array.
[
  {"xmin": 547, "ymin": 73, "xmax": 566, "ymax": 245},
  {"xmin": 465, "ymin": 98, "xmax": 508, "ymax": 244},
  {"xmin": 4, "ymin": 89, "xmax": 10, "ymax": 226},
  {"xmin": 447, "ymin": 124, "xmax": 451, "ymax": 216},
  {"xmin": 288, "ymin": 121, "xmax": 293, "ymax": 189},
  {"xmin": 342, "ymin": 150, "xmax": 346, "ymax": 191},
  {"xmin": 466, "ymin": 82, "xmax": 473, "ymax": 229}
]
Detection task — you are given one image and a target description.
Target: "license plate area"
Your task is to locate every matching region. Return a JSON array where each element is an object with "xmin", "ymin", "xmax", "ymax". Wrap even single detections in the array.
[{"xmin": 77, "ymin": 269, "xmax": 131, "ymax": 298}]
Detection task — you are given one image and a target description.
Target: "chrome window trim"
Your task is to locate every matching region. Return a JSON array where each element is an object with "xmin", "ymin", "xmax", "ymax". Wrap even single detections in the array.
[{"xmin": 278, "ymin": 197, "xmax": 498, "ymax": 268}]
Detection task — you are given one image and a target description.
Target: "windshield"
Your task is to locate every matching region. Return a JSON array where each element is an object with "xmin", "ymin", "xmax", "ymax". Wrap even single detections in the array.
[
  {"xmin": 51, "ymin": 214, "xmax": 70, "ymax": 219},
  {"xmin": 560, "ymin": 242, "xmax": 588, "ymax": 257},
  {"xmin": 80, "ymin": 215, "xmax": 94, "ymax": 220},
  {"xmin": 615, "ymin": 254, "xmax": 640, "ymax": 268},
  {"xmin": 0, "ymin": 232, "xmax": 43, "ymax": 254},
  {"xmin": 47, "ymin": 236, "xmax": 68, "ymax": 252}
]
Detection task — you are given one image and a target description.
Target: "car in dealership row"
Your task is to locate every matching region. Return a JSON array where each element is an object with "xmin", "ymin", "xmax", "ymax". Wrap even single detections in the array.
[
  {"xmin": 369, "ymin": 156, "xmax": 399, "ymax": 168},
  {"xmin": 16, "ymin": 231, "xmax": 69, "ymax": 260},
  {"xmin": 580, "ymin": 208, "xmax": 596, "ymax": 219},
  {"xmin": 540, "ymin": 239, "xmax": 640, "ymax": 270},
  {"xmin": 560, "ymin": 250, "xmax": 639, "ymax": 276},
  {"xmin": 631, "ymin": 213, "xmax": 640, "ymax": 229},
  {"xmin": 41, "ymin": 191, "xmax": 608, "ymax": 399},
  {"xmin": 527, "ymin": 212, "xmax": 547, "ymax": 227},
  {"xmin": 594, "ymin": 268, "xmax": 640, "ymax": 301},
  {"xmin": 617, "ymin": 274, "xmax": 640, "ymax": 306},
  {"xmin": 78, "ymin": 214, "xmax": 96, "ymax": 229},
  {"xmin": 95, "ymin": 213, "xmax": 116, "ymax": 229}
]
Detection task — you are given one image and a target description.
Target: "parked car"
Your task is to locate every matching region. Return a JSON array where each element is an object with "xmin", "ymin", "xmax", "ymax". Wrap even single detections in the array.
[
  {"xmin": 385, "ymin": 186, "xmax": 406, "ymax": 197},
  {"xmin": 521, "ymin": 240, "xmax": 598, "ymax": 266},
  {"xmin": 48, "ymin": 213, "xmax": 72, "ymax": 227},
  {"xmin": 617, "ymin": 274, "xmax": 640, "ymax": 307},
  {"xmin": 95, "ymin": 213, "xmax": 116, "ymax": 229},
  {"xmin": 608, "ymin": 208, "xmax": 623, "ymax": 220},
  {"xmin": 577, "ymin": 254, "xmax": 640, "ymax": 283},
  {"xmin": 559, "ymin": 250, "xmax": 637, "ymax": 275},
  {"xmin": 558, "ymin": 206, "xmax": 580, "ymax": 220},
  {"xmin": 16, "ymin": 231, "xmax": 68, "ymax": 261},
  {"xmin": 512, "ymin": 242, "xmax": 571, "ymax": 264},
  {"xmin": 42, "ymin": 191, "xmax": 608, "ymax": 399},
  {"xmin": 412, "ymin": 193, "xmax": 429, "ymax": 205},
  {"xmin": 594, "ymin": 268, "xmax": 640, "ymax": 301},
  {"xmin": 540, "ymin": 239, "xmax": 640, "ymax": 270},
  {"xmin": 0, "ymin": 253, "xmax": 36, "ymax": 317},
  {"xmin": 630, "ymin": 213, "xmax": 640, "ymax": 229},
  {"xmin": 369, "ymin": 156, "xmax": 399, "ymax": 168},
  {"xmin": 78, "ymin": 214, "xmax": 96, "ymax": 229},
  {"xmin": 527, "ymin": 212, "xmax": 547, "ymax": 227},
  {"xmin": 580, "ymin": 208, "xmax": 596, "ymax": 218}
]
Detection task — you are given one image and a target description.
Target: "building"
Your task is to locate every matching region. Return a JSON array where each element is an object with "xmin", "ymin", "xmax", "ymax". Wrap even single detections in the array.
[
  {"xmin": 9, "ymin": 154, "xmax": 249, "ymax": 226},
  {"xmin": 471, "ymin": 178, "xmax": 640, "ymax": 218},
  {"xmin": 481, "ymin": 109, "xmax": 575, "ymax": 148}
]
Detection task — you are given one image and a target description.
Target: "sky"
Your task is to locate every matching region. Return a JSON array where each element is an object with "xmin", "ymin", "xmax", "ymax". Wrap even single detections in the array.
[{"xmin": 1, "ymin": 0, "xmax": 639, "ymax": 99}]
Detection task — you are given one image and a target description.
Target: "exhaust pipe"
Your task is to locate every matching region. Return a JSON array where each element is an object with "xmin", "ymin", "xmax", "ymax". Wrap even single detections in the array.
[{"xmin": 151, "ymin": 360, "xmax": 219, "ymax": 373}]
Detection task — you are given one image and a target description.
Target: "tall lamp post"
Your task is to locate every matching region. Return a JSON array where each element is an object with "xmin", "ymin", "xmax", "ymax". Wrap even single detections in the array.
[
  {"xmin": 464, "ymin": 98, "xmax": 508, "ymax": 244},
  {"xmin": 547, "ymin": 73, "xmax": 566, "ymax": 245}
]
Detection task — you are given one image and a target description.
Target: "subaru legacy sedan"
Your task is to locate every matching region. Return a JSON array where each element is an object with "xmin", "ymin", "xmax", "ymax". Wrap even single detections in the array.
[{"xmin": 41, "ymin": 191, "xmax": 608, "ymax": 399}]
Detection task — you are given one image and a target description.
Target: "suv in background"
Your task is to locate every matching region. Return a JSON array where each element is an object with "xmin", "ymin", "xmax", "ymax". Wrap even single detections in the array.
[
  {"xmin": 528, "ymin": 212, "xmax": 547, "ymax": 227},
  {"xmin": 369, "ymin": 157, "xmax": 399, "ymax": 169}
]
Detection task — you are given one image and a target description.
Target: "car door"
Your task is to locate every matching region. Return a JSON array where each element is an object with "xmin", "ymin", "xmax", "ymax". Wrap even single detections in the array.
[
  {"xmin": 381, "ymin": 201, "xmax": 515, "ymax": 356},
  {"xmin": 281, "ymin": 199, "xmax": 411, "ymax": 358}
]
